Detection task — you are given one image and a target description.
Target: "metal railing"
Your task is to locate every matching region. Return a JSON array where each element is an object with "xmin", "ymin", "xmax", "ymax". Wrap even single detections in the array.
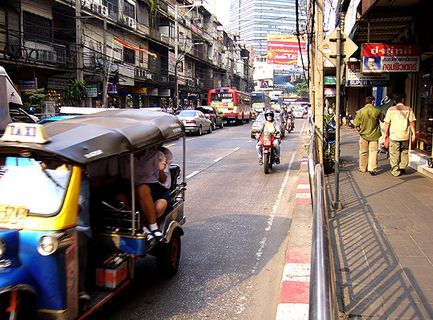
[{"xmin": 308, "ymin": 130, "xmax": 339, "ymax": 320}]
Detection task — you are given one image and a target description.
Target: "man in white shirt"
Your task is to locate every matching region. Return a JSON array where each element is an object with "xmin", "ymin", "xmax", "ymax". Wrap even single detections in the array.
[{"xmin": 256, "ymin": 109, "xmax": 281, "ymax": 165}]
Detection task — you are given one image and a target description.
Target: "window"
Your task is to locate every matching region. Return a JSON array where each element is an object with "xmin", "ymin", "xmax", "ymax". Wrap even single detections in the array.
[
  {"xmin": 137, "ymin": 5, "xmax": 149, "ymax": 26},
  {"xmin": 23, "ymin": 11, "xmax": 52, "ymax": 42},
  {"xmin": 0, "ymin": 157, "xmax": 71, "ymax": 216},
  {"xmin": 123, "ymin": 47, "xmax": 135, "ymax": 64},
  {"xmin": 124, "ymin": 0, "xmax": 135, "ymax": 18},
  {"xmin": 103, "ymin": 0, "xmax": 119, "ymax": 17}
]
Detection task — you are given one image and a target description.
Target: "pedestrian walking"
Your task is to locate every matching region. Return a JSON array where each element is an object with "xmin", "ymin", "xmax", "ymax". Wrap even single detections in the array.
[
  {"xmin": 353, "ymin": 95, "xmax": 385, "ymax": 175},
  {"xmin": 383, "ymin": 93, "xmax": 416, "ymax": 177}
]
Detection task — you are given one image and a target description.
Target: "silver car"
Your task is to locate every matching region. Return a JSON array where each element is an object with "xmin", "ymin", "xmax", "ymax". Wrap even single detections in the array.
[{"xmin": 176, "ymin": 110, "xmax": 213, "ymax": 135}]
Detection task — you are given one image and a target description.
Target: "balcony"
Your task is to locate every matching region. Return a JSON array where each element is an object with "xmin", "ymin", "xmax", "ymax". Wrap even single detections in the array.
[
  {"xmin": 135, "ymin": 66, "xmax": 173, "ymax": 84},
  {"xmin": 5, "ymin": 42, "xmax": 68, "ymax": 66}
]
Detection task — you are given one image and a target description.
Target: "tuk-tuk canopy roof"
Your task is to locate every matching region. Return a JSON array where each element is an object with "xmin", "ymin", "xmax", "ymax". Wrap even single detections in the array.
[{"xmin": 0, "ymin": 109, "xmax": 184, "ymax": 164}]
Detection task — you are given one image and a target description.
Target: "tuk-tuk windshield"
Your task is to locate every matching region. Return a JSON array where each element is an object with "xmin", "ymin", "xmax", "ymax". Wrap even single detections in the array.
[{"xmin": 0, "ymin": 156, "xmax": 71, "ymax": 215}]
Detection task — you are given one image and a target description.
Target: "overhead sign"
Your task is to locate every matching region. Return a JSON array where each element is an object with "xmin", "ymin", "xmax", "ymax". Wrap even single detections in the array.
[
  {"xmin": 324, "ymin": 76, "xmax": 337, "ymax": 85},
  {"xmin": 361, "ymin": 43, "xmax": 420, "ymax": 73},
  {"xmin": 267, "ymin": 35, "xmax": 307, "ymax": 65},
  {"xmin": 346, "ymin": 61, "xmax": 390, "ymax": 87},
  {"xmin": 324, "ymin": 87, "xmax": 336, "ymax": 97}
]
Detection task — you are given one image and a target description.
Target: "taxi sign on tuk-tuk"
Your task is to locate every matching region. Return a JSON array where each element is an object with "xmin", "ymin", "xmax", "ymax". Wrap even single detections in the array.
[{"xmin": 1, "ymin": 123, "xmax": 50, "ymax": 144}]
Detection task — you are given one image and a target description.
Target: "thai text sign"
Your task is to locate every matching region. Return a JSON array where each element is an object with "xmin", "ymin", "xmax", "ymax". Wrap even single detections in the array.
[
  {"xmin": 267, "ymin": 35, "xmax": 306, "ymax": 65},
  {"xmin": 346, "ymin": 61, "xmax": 389, "ymax": 87},
  {"xmin": 361, "ymin": 43, "xmax": 420, "ymax": 73}
]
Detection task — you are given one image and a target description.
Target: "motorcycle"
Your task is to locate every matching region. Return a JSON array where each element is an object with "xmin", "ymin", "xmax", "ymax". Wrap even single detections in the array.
[
  {"xmin": 346, "ymin": 114, "xmax": 355, "ymax": 129},
  {"xmin": 286, "ymin": 116, "xmax": 295, "ymax": 133},
  {"xmin": 259, "ymin": 132, "xmax": 279, "ymax": 174}
]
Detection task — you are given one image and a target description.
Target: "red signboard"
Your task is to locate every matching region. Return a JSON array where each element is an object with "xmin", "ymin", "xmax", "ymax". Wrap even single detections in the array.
[
  {"xmin": 362, "ymin": 44, "xmax": 420, "ymax": 57},
  {"xmin": 361, "ymin": 43, "xmax": 420, "ymax": 73},
  {"xmin": 267, "ymin": 35, "xmax": 306, "ymax": 65}
]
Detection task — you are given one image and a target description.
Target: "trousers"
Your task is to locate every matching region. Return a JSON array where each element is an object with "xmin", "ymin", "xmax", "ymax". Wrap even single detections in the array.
[
  {"xmin": 359, "ymin": 137, "xmax": 378, "ymax": 172},
  {"xmin": 389, "ymin": 139, "xmax": 409, "ymax": 175}
]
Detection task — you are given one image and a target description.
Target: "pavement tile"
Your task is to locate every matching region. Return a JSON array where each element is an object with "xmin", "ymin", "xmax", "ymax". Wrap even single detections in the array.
[{"xmin": 330, "ymin": 128, "xmax": 433, "ymax": 319}]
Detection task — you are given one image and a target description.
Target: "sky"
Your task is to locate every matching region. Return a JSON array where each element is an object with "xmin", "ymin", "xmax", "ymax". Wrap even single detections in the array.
[{"xmin": 209, "ymin": 0, "xmax": 231, "ymax": 26}]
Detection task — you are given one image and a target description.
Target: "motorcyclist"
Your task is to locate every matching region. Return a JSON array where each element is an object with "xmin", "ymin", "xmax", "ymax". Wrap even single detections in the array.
[
  {"xmin": 286, "ymin": 107, "xmax": 294, "ymax": 130},
  {"xmin": 256, "ymin": 109, "xmax": 281, "ymax": 165}
]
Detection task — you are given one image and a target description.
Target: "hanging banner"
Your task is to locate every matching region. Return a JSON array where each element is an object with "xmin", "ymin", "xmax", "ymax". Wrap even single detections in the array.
[
  {"xmin": 361, "ymin": 43, "xmax": 420, "ymax": 73},
  {"xmin": 267, "ymin": 35, "xmax": 307, "ymax": 65}
]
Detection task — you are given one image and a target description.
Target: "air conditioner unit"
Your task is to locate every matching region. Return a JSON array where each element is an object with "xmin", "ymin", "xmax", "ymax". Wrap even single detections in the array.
[
  {"xmin": 99, "ymin": 5, "xmax": 108, "ymax": 16},
  {"xmin": 125, "ymin": 17, "xmax": 136, "ymax": 29},
  {"xmin": 90, "ymin": 3, "xmax": 99, "ymax": 12},
  {"xmin": 39, "ymin": 50, "xmax": 55, "ymax": 63},
  {"xmin": 82, "ymin": 0, "xmax": 92, "ymax": 10}
]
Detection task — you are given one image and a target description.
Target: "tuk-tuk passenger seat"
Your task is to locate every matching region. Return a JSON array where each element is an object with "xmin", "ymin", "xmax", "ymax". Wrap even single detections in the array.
[{"xmin": 168, "ymin": 164, "xmax": 181, "ymax": 193}]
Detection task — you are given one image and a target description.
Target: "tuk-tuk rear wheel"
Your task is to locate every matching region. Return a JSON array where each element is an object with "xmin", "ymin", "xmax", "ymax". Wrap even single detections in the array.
[{"xmin": 156, "ymin": 232, "xmax": 181, "ymax": 278}]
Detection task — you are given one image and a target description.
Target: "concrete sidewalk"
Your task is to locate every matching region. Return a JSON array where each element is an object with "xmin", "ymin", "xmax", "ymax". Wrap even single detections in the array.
[{"xmin": 327, "ymin": 127, "xmax": 433, "ymax": 319}]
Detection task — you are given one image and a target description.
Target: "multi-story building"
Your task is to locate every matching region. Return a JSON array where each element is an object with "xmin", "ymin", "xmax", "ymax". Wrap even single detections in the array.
[
  {"xmin": 0, "ymin": 0, "xmax": 252, "ymax": 110},
  {"xmin": 229, "ymin": 0, "xmax": 307, "ymax": 57}
]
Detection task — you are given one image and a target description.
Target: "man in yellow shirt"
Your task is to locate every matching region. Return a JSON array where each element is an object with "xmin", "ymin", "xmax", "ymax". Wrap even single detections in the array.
[
  {"xmin": 384, "ymin": 93, "xmax": 416, "ymax": 177},
  {"xmin": 353, "ymin": 96, "xmax": 385, "ymax": 175}
]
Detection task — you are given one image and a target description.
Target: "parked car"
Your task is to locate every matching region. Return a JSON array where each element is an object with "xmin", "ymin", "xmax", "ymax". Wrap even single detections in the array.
[
  {"xmin": 196, "ymin": 106, "xmax": 224, "ymax": 130},
  {"xmin": 175, "ymin": 110, "xmax": 213, "ymax": 135}
]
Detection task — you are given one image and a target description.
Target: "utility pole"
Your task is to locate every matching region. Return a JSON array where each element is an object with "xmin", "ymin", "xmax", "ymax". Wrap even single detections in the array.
[
  {"xmin": 174, "ymin": 2, "xmax": 202, "ymax": 111},
  {"xmin": 102, "ymin": 17, "xmax": 108, "ymax": 107},
  {"xmin": 333, "ymin": 27, "xmax": 343, "ymax": 210},
  {"xmin": 76, "ymin": 0, "xmax": 83, "ymax": 82},
  {"xmin": 175, "ymin": 3, "xmax": 180, "ymax": 111},
  {"xmin": 314, "ymin": 0, "xmax": 324, "ymax": 163}
]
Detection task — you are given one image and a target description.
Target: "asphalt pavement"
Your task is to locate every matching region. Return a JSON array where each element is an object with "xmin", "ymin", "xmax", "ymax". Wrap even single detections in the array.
[{"xmin": 327, "ymin": 127, "xmax": 433, "ymax": 319}]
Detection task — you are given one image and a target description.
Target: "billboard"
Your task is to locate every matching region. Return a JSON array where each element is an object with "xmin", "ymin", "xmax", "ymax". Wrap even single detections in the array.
[
  {"xmin": 267, "ymin": 35, "xmax": 307, "ymax": 65},
  {"xmin": 273, "ymin": 69, "xmax": 303, "ymax": 91},
  {"xmin": 361, "ymin": 43, "xmax": 420, "ymax": 73}
]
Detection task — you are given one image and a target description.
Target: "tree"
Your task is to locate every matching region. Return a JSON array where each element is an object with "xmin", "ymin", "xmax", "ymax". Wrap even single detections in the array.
[
  {"xmin": 27, "ymin": 88, "xmax": 47, "ymax": 108},
  {"xmin": 295, "ymin": 79, "xmax": 309, "ymax": 98},
  {"xmin": 63, "ymin": 80, "xmax": 87, "ymax": 106}
]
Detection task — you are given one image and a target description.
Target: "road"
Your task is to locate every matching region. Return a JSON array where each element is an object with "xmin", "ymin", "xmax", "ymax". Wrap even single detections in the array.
[{"xmin": 95, "ymin": 118, "xmax": 309, "ymax": 320}]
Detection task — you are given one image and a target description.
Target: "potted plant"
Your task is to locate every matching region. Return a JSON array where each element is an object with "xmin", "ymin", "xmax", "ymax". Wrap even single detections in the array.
[
  {"xmin": 323, "ymin": 113, "xmax": 336, "ymax": 174},
  {"xmin": 323, "ymin": 141, "xmax": 335, "ymax": 174},
  {"xmin": 63, "ymin": 80, "xmax": 87, "ymax": 106}
]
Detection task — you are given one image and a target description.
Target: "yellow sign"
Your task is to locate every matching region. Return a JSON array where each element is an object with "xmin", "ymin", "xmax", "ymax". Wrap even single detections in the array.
[{"xmin": 1, "ymin": 123, "xmax": 51, "ymax": 144}]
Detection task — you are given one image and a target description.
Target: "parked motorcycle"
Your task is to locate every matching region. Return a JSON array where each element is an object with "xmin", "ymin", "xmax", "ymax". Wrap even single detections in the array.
[
  {"xmin": 346, "ymin": 114, "xmax": 355, "ymax": 129},
  {"xmin": 259, "ymin": 132, "xmax": 279, "ymax": 174}
]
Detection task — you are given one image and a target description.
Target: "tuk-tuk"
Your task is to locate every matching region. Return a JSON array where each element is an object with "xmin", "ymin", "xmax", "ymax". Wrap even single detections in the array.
[{"xmin": 0, "ymin": 109, "xmax": 186, "ymax": 319}]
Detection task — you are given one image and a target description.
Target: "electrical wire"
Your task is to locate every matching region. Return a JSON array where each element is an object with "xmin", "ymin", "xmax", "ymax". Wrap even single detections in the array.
[{"xmin": 296, "ymin": 0, "xmax": 307, "ymax": 82}]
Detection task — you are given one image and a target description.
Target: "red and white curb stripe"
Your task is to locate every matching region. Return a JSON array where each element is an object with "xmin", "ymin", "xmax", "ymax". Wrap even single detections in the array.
[
  {"xmin": 276, "ymin": 249, "xmax": 311, "ymax": 319},
  {"xmin": 276, "ymin": 169, "xmax": 312, "ymax": 320}
]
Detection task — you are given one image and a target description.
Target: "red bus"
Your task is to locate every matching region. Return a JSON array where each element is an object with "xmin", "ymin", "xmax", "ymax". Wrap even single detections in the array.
[{"xmin": 207, "ymin": 87, "xmax": 252, "ymax": 123}]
